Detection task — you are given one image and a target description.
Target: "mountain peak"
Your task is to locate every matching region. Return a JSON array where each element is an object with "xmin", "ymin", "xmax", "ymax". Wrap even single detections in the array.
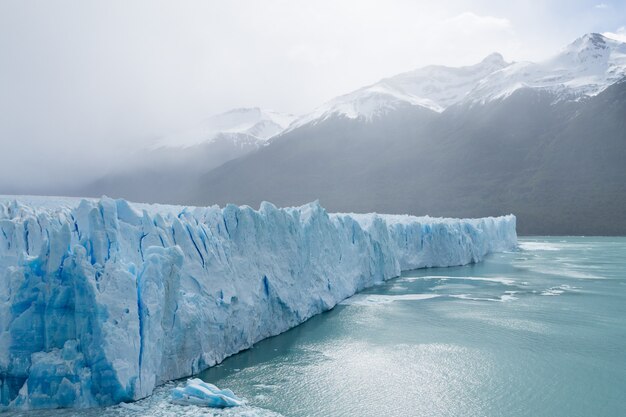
[
  {"xmin": 289, "ymin": 32, "xmax": 626, "ymax": 130},
  {"xmin": 155, "ymin": 108, "xmax": 297, "ymax": 148},
  {"xmin": 555, "ymin": 31, "xmax": 626, "ymax": 69},
  {"xmin": 566, "ymin": 32, "xmax": 609, "ymax": 53},
  {"xmin": 481, "ymin": 52, "xmax": 506, "ymax": 65},
  {"xmin": 562, "ymin": 32, "xmax": 626, "ymax": 57},
  {"xmin": 289, "ymin": 53, "xmax": 514, "ymax": 128},
  {"xmin": 581, "ymin": 32, "xmax": 606, "ymax": 41},
  {"xmin": 462, "ymin": 32, "xmax": 626, "ymax": 105}
]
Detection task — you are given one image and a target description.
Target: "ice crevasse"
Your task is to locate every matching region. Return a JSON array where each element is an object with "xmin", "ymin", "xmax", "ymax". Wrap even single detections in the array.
[{"xmin": 0, "ymin": 196, "xmax": 517, "ymax": 409}]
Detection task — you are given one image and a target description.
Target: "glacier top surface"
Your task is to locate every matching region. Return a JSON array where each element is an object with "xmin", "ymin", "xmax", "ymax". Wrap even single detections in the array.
[{"xmin": 0, "ymin": 195, "xmax": 514, "ymax": 227}]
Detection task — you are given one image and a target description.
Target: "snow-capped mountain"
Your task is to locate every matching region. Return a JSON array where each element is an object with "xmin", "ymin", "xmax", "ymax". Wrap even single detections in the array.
[
  {"xmin": 191, "ymin": 33, "xmax": 626, "ymax": 235},
  {"xmin": 289, "ymin": 52, "xmax": 510, "ymax": 129},
  {"xmin": 156, "ymin": 107, "xmax": 296, "ymax": 148},
  {"xmin": 66, "ymin": 33, "xmax": 626, "ymax": 234},
  {"xmin": 465, "ymin": 33, "xmax": 626, "ymax": 104},
  {"xmin": 291, "ymin": 33, "xmax": 626, "ymax": 129}
]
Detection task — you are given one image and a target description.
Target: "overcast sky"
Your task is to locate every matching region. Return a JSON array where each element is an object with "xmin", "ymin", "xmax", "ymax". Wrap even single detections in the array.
[{"xmin": 1, "ymin": 0, "xmax": 626, "ymax": 191}]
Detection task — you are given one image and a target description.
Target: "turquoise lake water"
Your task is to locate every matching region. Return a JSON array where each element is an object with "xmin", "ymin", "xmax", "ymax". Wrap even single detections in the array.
[{"xmin": 11, "ymin": 237, "xmax": 626, "ymax": 417}]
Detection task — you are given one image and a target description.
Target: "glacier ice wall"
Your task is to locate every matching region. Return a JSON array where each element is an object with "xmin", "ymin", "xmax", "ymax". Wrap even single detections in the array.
[{"xmin": 0, "ymin": 196, "xmax": 516, "ymax": 409}]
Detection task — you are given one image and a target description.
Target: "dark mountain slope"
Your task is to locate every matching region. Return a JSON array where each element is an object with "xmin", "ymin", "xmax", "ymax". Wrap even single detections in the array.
[
  {"xmin": 188, "ymin": 81, "xmax": 626, "ymax": 235},
  {"xmin": 74, "ymin": 133, "xmax": 265, "ymax": 204}
]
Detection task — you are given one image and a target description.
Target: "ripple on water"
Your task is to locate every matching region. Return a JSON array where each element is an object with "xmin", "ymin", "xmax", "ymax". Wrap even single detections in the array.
[
  {"xmin": 448, "ymin": 293, "xmax": 518, "ymax": 302},
  {"xmin": 400, "ymin": 276, "xmax": 518, "ymax": 286},
  {"xmin": 540, "ymin": 284, "xmax": 580, "ymax": 296},
  {"xmin": 518, "ymin": 241, "xmax": 562, "ymax": 251},
  {"xmin": 263, "ymin": 342, "xmax": 496, "ymax": 417},
  {"xmin": 341, "ymin": 293, "xmax": 440, "ymax": 305}
]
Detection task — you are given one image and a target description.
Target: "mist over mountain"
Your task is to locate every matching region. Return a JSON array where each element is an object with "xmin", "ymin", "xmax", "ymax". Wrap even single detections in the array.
[
  {"xmin": 77, "ymin": 33, "xmax": 626, "ymax": 235},
  {"xmin": 75, "ymin": 108, "xmax": 295, "ymax": 203}
]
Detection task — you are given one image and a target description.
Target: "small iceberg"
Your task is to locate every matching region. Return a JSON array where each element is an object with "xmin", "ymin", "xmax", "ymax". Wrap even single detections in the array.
[{"xmin": 170, "ymin": 378, "xmax": 244, "ymax": 408}]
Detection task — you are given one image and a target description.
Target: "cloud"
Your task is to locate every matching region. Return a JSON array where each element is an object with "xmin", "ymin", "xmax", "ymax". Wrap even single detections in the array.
[
  {"xmin": 1, "ymin": 1, "xmax": 624, "ymax": 194},
  {"xmin": 603, "ymin": 26, "xmax": 626, "ymax": 42},
  {"xmin": 429, "ymin": 12, "xmax": 516, "ymax": 65},
  {"xmin": 445, "ymin": 12, "xmax": 513, "ymax": 32},
  {"xmin": 595, "ymin": 3, "xmax": 609, "ymax": 9},
  {"xmin": 289, "ymin": 43, "xmax": 342, "ymax": 66}
]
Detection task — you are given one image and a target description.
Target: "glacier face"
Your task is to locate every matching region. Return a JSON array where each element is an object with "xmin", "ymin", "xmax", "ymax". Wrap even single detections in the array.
[{"xmin": 0, "ymin": 196, "xmax": 516, "ymax": 409}]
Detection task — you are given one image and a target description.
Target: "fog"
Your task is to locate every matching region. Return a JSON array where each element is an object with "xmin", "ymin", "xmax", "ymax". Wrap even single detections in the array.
[{"xmin": 1, "ymin": 0, "xmax": 625, "ymax": 192}]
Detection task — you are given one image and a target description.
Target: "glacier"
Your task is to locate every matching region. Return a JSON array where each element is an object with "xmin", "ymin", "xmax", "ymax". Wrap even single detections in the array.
[{"xmin": 0, "ymin": 196, "xmax": 517, "ymax": 410}]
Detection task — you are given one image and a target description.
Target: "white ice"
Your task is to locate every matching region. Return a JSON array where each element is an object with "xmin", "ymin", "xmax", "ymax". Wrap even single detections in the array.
[
  {"xmin": 0, "ymin": 195, "xmax": 516, "ymax": 409},
  {"xmin": 170, "ymin": 379, "xmax": 243, "ymax": 408}
]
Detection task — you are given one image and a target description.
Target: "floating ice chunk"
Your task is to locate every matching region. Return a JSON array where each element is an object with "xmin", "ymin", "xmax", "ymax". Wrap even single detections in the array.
[
  {"xmin": 170, "ymin": 378, "xmax": 243, "ymax": 408},
  {"xmin": 541, "ymin": 284, "xmax": 580, "ymax": 296},
  {"xmin": 119, "ymin": 402, "xmax": 146, "ymax": 411},
  {"xmin": 500, "ymin": 293, "xmax": 519, "ymax": 302}
]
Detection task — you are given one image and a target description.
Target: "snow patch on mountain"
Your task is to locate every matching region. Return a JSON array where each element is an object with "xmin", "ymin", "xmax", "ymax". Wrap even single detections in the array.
[
  {"xmin": 464, "ymin": 33, "xmax": 626, "ymax": 104},
  {"xmin": 288, "ymin": 33, "xmax": 626, "ymax": 129},
  {"xmin": 156, "ymin": 108, "xmax": 296, "ymax": 149},
  {"xmin": 289, "ymin": 52, "xmax": 510, "ymax": 129}
]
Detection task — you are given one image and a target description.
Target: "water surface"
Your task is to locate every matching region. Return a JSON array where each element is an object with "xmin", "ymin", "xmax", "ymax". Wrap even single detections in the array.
[{"xmin": 12, "ymin": 237, "xmax": 626, "ymax": 417}]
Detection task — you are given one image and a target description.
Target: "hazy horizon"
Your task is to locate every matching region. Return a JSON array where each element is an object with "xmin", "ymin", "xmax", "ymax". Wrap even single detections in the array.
[{"xmin": 1, "ymin": 1, "xmax": 626, "ymax": 191}]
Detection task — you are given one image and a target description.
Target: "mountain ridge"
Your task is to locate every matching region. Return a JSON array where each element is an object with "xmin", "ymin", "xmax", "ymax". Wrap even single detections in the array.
[
  {"xmin": 188, "ymin": 75, "xmax": 626, "ymax": 235},
  {"xmin": 74, "ymin": 33, "xmax": 626, "ymax": 235}
]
